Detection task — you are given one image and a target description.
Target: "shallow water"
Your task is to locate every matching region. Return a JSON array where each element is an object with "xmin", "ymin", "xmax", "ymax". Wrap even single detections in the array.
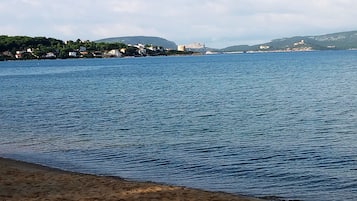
[{"xmin": 1, "ymin": 51, "xmax": 356, "ymax": 200}]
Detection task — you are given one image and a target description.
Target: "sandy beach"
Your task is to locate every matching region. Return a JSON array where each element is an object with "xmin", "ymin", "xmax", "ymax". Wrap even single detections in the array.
[{"xmin": 0, "ymin": 157, "xmax": 266, "ymax": 201}]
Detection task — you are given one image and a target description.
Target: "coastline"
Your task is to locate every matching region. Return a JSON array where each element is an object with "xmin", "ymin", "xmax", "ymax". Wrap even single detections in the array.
[{"xmin": 0, "ymin": 157, "xmax": 265, "ymax": 201}]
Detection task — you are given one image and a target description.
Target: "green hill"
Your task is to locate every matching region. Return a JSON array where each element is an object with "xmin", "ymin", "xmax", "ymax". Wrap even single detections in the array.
[
  {"xmin": 220, "ymin": 45, "xmax": 258, "ymax": 52},
  {"xmin": 308, "ymin": 31, "xmax": 357, "ymax": 49},
  {"xmin": 221, "ymin": 30, "xmax": 357, "ymax": 52},
  {"xmin": 95, "ymin": 36, "xmax": 177, "ymax": 49}
]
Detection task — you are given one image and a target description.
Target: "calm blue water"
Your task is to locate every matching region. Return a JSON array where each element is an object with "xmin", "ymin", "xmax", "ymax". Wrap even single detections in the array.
[{"xmin": 1, "ymin": 52, "xmax": 356, "ymax": 201}]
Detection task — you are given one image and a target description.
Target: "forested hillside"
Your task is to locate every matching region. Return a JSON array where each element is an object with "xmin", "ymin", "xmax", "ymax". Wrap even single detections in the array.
[{"xmin": 221, "ymin": 30, "xmax": 357, "ymax": 52}]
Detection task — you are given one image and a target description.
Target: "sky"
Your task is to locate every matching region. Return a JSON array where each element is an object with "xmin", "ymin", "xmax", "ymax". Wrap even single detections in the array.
[{"xmin": 1, "ymin": 0, "xmax": 357, "ymax": 48}]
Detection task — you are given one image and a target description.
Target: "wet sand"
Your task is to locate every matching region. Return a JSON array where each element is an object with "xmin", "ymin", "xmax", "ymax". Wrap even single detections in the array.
[{"xmin": 0, "ymin": 157, "xmax": 264, "ymax": 201}]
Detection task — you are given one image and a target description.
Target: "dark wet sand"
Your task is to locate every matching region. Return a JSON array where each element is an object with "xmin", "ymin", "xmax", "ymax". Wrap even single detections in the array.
[{"xmin": 0, "ymin": 157, "xmax": 265, "ymax": 201}]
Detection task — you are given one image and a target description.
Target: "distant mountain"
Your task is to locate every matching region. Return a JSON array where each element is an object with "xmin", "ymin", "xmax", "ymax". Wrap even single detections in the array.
[
  {"xmin": 95, "ymin": 36, "xmax": 177, "ymax": 49},
  {"xmin": 308, "ymin": 31, "xmax": 357, "ymax": 49},
  {"xmin": 220, "ymin": 45, "xmax": 258, "ymax": 52},
  {"xmin": 221, "ymin": 30, "xmax": 357, "ymax": 52}
]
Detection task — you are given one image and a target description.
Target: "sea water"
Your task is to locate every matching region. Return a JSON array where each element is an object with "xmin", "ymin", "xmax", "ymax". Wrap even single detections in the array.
[{"xmin": 0, "ymin": 51, "xmax": 356, "ymax": 201}]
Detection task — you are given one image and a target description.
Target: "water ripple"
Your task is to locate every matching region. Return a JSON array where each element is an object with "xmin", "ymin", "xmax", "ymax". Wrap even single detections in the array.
[{"xmin": 1, "ymin": 52, "xmax": 357, "ymax": 201}]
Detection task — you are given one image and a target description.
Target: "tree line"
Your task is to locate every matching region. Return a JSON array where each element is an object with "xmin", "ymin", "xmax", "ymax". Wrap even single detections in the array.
[{"xmin": 0, "ymin": 35, "xmax": 192, "ymax": 60}]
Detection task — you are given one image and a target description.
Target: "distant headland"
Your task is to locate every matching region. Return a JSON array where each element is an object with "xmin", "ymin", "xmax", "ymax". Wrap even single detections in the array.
[
  {"xmin": 1, "ymin": 30, "xmax": 356, "ymax": 60},
  {"xmin": 0, "ymin": 36, "xmax": 193, "ymax": 61},
  {"xmin": 220, "ymin": 30, "xmax": 357, "ymax": 53}
]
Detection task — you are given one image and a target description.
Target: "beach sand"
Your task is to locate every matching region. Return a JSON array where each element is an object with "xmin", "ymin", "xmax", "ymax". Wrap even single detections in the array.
[{"xmin": 0, "ymin": 157, "xmax": 264, "ymax": 201}]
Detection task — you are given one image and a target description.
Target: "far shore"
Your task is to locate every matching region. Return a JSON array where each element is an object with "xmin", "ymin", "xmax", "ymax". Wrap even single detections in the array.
[{"xmin": 0, "ymin": 157, "xmax": 270, "ymax": 201}]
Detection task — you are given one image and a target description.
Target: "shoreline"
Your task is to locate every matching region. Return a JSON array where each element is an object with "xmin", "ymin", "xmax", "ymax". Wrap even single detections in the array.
[{"xmin": 0, "ymin": 157, "xmax": 267, "ymax": 201}]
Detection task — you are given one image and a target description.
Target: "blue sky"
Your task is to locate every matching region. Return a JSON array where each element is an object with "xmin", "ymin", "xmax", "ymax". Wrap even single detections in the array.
[{"xmin": 1, "ymin": 0, "xmax": 357, "ymax": 48}]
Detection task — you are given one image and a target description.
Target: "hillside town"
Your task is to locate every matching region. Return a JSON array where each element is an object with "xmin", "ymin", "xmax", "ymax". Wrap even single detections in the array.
[{"xmin": 0, "ymin": 36, "xmax": 193, "ymax": 61}]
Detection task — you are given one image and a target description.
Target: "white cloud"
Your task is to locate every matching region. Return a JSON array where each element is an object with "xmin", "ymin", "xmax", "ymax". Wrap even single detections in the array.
[
  {"xmin": 0, "ymin": 0, "xmax": 356, "ymax": 48},
  {"xmin": 53, "ymin": 25, "xmax": 77, "ymax": 37},
  {"xmin": 89, "ymin": 23, "xmax": 162, "ymax": 39},
  {"xmin": 110, "ymin": 1, "xmax": 147, "ymax": 13}
]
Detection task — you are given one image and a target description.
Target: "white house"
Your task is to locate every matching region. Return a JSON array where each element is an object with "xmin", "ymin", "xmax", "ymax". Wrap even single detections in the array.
[
  {"xmin": 259, "ymin": 45, "xmax": 270, "ymax": 50},
  {"xmin": 15, "ymin": 50, "xmax": 25, "ymax": 59},
  {"xmin": 120, "ymin": 48, "xmax": 126, "ymax": 54},
  {"xmin": 177, "ymin": 45, "xmax": 186, "ymax": 51},
  {"xmin": 45, "ymin": 52, "xmax": 56, "ymax": 58},
  {"xmin": 107, "ymin": 49, "xmax": 122, "ymax": 57},
  {"xmin": 294, "ymin": 40, "xmax": 305, "ymax": 46},
  {"xmin": 68, "ymin": 52, "xmax": 77, "ymax": 57}
]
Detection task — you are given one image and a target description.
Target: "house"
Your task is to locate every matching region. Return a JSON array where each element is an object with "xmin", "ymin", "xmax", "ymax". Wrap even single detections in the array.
[
  {"xmin": 68, "ymin": 52, "xmax": 77, "ymax": 57},
  {"xmin": 132, "ymin": 44, "xmax": 147, "ymax": 56},
  {"xmin": 120, "ymin": 48, "xmax": 126, "ymax": 54},
  {"xmin": 177, "ymin": 45, "xmax": 186, "ymax": 51},
  {"xmin": 79, "ymin": 51, "xmax": 89, "ymax": 57},
  {"xmin": 259, "ymin": 45, "xmax": 270, "ymax": 50},
  {"xmin": 2, "ymin": 51, "xmax": 13, "ymax": 57},
  {"xmin": 93, "ymin": 51, "xmax": 103, "ymax": 58},
  {"xmin": 15, "ymin": 50, "xmax": 25, "ymax": 59},
  {"xmin": 138, "ymin": 48, "xmax": 146, "ymax": 55},
  {"xmin": 294, "ymin": 40, "xmax": 305, "ymax": 46},
  {"xmin": 134, "ymin": 44, "xmax": 145, "ymax": 49},
  {"xmin": 45, "ymin": 52, "xmax": 56, "ymax": 58},
  {"xmin": 147, "ymin": 45, "xmax": 157, "ymax": 51},
  {"xmin": 106, "ymin": 49, "xmax": 122, "ymax": 57}
]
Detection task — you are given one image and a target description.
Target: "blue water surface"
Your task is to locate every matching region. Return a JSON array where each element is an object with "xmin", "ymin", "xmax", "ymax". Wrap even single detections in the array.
[{"xmin": 0, "ymin": 51, "xmax": 356, "ymax": 201}]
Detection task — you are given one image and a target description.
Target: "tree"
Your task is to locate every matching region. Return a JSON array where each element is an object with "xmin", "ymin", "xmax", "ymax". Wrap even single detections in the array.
[{"xmin": 125, "ymin": 46, "xmax": 139, "ymax": 56}]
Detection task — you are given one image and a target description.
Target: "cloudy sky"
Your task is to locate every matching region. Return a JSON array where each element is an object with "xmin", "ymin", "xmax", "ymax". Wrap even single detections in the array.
[{"xmin": 1, "ymin": 0, "xmax": 356, "ymax": 48}]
